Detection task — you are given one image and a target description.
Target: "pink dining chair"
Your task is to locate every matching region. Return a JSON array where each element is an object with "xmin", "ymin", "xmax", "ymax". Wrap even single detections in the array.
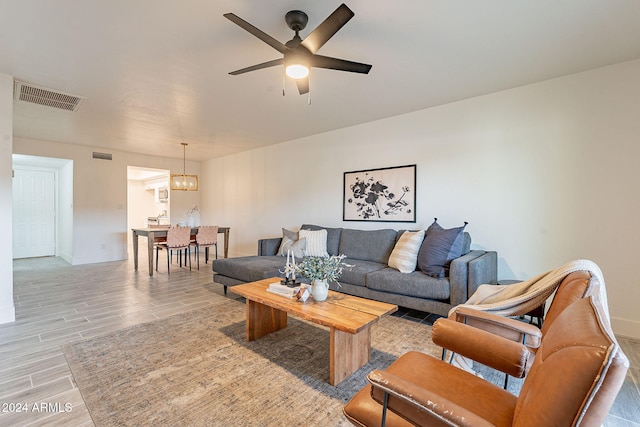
[
  {"xmin": 194, "ymin": 225, "xmax": 218, "ymax": 269},
  {"xmin": 156, "ymin": 226, "xmax": 191, "ymax": 274}
]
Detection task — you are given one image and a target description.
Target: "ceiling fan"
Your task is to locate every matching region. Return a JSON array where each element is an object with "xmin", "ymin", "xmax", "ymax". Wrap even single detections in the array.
[{"xmin": 224, "ymin": 3, "xmax": 372, "ymax": 95}]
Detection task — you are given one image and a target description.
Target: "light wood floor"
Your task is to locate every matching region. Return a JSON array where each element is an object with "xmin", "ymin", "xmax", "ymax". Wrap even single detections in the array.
[{"xmin": 1, "ymin": 255, "xmax": 639, "ymax": 426}]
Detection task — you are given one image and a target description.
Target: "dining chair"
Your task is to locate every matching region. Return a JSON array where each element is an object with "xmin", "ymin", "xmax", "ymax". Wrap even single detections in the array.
[
  {"xmin": 194, "ymin": 225, "xmax": 218, "ymax": 269},
  {"xmin": 156, "ymin": 226, "xmax": 191, "ymax": 274},
  {"xmin": 149, "ymin": 225, "xmax": 169, "ymax": 266}
]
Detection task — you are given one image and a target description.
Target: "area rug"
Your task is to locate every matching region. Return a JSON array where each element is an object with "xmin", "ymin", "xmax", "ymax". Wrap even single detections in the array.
[{"xmin": 63, "ymin": 298, "xmax": 518, "ymax": 426}]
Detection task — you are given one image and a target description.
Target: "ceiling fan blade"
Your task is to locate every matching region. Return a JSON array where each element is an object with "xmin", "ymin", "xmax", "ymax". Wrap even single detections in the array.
[
  {"xmin": 311, "ymin": 55, "xmax": 372, "ymax": 74},
  {"xmin": 296, "ymin": 77, "xmax": 309, "ymax": 95},
  {"xmin": 300, "ymin": 4, "xmax": 354, "ymax": 54},
  {"xmin": 224, "ymin": 13, "xmax": 287, "ymax": 54},
  {"xmin": 229, "ymin": 58, "xmax": 284, "ymax": 75}
]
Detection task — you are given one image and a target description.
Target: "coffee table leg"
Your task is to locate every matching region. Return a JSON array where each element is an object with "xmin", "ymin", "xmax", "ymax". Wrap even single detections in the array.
[
  {"xmin": 245, "ymin": 300, "xmax": 288, "ymax": 341},
  {"xmin": 330, "ymin": 327, "xmax": 371, "ymax": 386}
]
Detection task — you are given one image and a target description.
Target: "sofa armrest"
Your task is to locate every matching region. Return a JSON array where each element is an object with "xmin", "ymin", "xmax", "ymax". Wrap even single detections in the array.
[
  {"xmin": 432, "ymin": 318, "xmax": 531, "ymax": 378},
  {"xmin": 257, "ymin": 237, "xmax": 282, "ymax": 256},
  {"xmin": 367, "ymin": 369, "xmax": 494, "ymax": 427},
  {"xmin": 452, "ymin": 306, "xmax": 542, "ymax": 348},
  {"xmin": 449, "ymin": 250, "xmax": 498, "ymax": 307},
  {"xmin": 468, "ymin": 250, "xmax": 498, "ymax": 291}
]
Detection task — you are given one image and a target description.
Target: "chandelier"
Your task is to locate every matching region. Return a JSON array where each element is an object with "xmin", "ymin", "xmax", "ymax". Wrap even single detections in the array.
[{"xmin": 170, "ymin": 143, "xmax": 198, "ymax": 191}]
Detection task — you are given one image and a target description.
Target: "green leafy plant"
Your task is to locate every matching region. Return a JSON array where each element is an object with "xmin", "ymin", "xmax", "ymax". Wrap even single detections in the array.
[{"xmin": 294, "ymin": 254, "xmax": 352, "ymax": 286}]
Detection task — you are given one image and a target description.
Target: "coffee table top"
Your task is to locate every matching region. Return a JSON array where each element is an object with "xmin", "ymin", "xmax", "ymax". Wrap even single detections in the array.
[{"xmin": 231, "ymin": 278, "xmax": 398, "ymax": 334}]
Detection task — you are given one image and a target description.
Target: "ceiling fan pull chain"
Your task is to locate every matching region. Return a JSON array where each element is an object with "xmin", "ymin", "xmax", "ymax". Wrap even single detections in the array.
[{"xmin": 282, "ymin": 72, "xmax": 286, "ymax": 96}]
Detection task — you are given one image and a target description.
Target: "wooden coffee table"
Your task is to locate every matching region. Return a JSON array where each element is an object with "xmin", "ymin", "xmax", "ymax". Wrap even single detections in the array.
[{"xmin": 230, "ymin": 278, "xmax": 398, "ymax": 385}]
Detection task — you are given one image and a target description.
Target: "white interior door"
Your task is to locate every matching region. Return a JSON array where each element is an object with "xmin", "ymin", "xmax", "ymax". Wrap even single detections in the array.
[{"xmin": 12, "ymin": 169, "xmax": 56, "ymax": 259}]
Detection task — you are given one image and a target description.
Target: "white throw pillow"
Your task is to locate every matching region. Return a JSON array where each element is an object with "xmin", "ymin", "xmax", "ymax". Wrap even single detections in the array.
[
  {"xmin": 299, "ymin": 229, "xmax": 329, "ymax": 257},
  {"xmin": 388, "ymin": 230, "xmax": 426, "ymax": 274}
]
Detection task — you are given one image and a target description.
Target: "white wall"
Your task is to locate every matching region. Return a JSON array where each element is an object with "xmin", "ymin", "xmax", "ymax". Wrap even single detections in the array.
[
  {"xmin": 201, "ymin": 59, "xmax": 640, "ymax": 339},
  {"xmin": 0, "ymin": 73, "xmax": 14, "ymax": 324},
  {"xmin": 57, "ymin": 160, "xmax": 74, "ymax": 262},
  {"xmin": 13, "ymin": 138, "xmax": 200, "ymax": 265}
]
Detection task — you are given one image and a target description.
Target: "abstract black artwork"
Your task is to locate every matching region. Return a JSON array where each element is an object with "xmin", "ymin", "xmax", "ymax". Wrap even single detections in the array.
[{"xmin": 343, "ymin": 164, "xmax": 416, "ymax": 222}]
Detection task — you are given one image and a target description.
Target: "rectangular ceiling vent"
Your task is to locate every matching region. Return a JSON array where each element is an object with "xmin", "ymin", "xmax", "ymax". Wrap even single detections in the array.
[
  {"xmin": 14, "ymin": 80, "xmax": 86, "ymax": 112},
  {"xmin": 92, "ymin": 152, "xmax": 113, "ymax": 161}
]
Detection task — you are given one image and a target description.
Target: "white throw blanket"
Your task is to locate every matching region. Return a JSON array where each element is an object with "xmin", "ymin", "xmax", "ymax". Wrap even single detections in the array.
[
  {"xmin": 449, "ymin": 259, "xmax": 608, "ymax": 318},
  {"xmin": 447, "ymin": 259, "xmax": 609, "ymax": 373}
]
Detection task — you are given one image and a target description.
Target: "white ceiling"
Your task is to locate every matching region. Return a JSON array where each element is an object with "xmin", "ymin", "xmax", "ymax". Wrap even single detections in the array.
[{"xmin": 2, "ymin": 0, "xmax": 640, "ymax": 162}]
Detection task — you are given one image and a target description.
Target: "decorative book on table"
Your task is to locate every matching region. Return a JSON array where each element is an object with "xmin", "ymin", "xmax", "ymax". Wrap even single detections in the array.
[
  {"xmin": 267, "ymin": 282, "xmax": 300, "ymax": 298},
  {"xmin": 266, "ymin": 282, "xmax": 310, "ymax": 301}
]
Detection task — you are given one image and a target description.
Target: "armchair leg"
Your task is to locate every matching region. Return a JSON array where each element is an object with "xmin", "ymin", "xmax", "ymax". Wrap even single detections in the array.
[{"xmin": 381, "ymin": 392, "xmax": 389, "ymax": 427}]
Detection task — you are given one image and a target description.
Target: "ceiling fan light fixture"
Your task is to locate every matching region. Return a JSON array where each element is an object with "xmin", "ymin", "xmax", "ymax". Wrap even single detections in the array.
[{"xmin": 285, "ymin": 64, "xmax": 309, "ymax": 79}]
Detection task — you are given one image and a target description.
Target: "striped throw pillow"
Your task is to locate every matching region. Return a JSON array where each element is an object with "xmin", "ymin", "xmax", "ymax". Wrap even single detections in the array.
[{"xmin": 388, "ymin": 230, "xmax": 425, "ymax": 274}]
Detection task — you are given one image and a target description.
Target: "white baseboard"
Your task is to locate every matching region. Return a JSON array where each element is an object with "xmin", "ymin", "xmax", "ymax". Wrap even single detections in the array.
[
  {"xmin": 72, "ymin": 253, "xmax": 127, "ymax": 266},
  {"xmin": 0, "ymin": 303, "xmax": 15, "ymax": 324},
  {"xmin": 59, "ymin": 251, "xmax": 73, "ymax": 264},
  {"xmin": 611, "ymin": 316, "xmax": 640, "ymax": 340}
]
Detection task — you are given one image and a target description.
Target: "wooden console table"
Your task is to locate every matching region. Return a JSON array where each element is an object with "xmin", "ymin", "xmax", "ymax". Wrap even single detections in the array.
[{"xmin": 132, "ymin": 226, "xmax": 230, "ymax": 276}]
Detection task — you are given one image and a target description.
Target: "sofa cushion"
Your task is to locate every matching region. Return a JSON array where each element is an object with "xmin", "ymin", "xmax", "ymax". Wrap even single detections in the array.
[
  {"xmin": 418, "ymin": 219, "xmax": 468, "ymax": 278},
  {"xmin": 366, "ymin": 268, "xmax": 451, "ymax": 300},
  {"xmin": 299, "ymin": 229, "xmax": 329, "ymax": 257},
  {"xmin": 388, "ymin": 230, "xmax": 425, "ymax": 273},
  {"xmin": 338, "ymin": 228, "xmax": 398, "ymax": 264},
  {"xmin": 212, "ymin": 256, "xmax": 285, "ymax": 283},
  {"xmin": 301, "ymin": 224, "xmax": 342, "ymax": 256},
  {"xmin": 338, "ymin": 259, "xmax": 387, "ymax": 287},
  {"xmin": 277, "ymin": 228, "xmax": 306, "ymax": 258}
]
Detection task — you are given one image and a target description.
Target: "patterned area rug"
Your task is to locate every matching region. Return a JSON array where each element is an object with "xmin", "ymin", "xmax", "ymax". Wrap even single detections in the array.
[{"xmin": 63, "ymin": 298, "xmax": 443, "ymax": 426}]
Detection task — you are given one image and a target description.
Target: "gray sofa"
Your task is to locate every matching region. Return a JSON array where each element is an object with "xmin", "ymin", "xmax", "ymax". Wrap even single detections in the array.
[{"xmin": 212, "ymin": 224, "xmax": 497, "ymax": 317}]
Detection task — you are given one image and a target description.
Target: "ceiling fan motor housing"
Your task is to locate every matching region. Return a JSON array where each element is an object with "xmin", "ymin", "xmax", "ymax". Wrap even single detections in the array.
[{"xmin": 285, "ymin": 10, "xmax": 308, "ymax": 32}]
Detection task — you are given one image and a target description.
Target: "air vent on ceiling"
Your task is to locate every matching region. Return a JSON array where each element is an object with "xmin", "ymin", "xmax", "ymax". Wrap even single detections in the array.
[
  {"xmin": 13, "ymin": 80, "xmax": 86, "ymax": 112},
  {"xmin": 92, "ymin": 152, "xmax": 112, "ymax": 161}
]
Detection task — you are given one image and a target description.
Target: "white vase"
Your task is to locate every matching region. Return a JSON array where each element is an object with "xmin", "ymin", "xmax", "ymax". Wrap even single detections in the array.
[{"xmin": 311, "ymin": 279, "xmax": 329, "ymax": 302}]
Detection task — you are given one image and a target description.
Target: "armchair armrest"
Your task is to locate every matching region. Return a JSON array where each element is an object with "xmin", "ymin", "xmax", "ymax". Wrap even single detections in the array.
[
  {"xmin": 432, "ymin": 318, "xmax": 531, "ymax": 378},
  {"xmin": 367, "ymin": 370, "xmax": 494, "ymax": 427},
  {"xmin": 452, "ymin": 306, "xmax": 542, "ymax": 348}
]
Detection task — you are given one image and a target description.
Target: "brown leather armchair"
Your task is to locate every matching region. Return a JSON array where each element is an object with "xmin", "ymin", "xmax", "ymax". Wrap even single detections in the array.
[{"xmin": 343, "ymin": 296, "xmax": 629, "ymax": 427}]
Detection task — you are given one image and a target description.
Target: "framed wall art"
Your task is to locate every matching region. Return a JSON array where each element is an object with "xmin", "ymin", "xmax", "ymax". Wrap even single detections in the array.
[{"xmin": 343, "ymin": 164, "xmax": 416, "ymax": 222}]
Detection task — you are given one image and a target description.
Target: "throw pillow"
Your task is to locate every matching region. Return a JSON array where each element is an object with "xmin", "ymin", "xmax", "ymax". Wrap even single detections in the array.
[
  {"xmin": 299, "ymin": 229, "xmax": 329, "ymax": 257},
  {"xmin": 417, "ymin": 219, "xmax": 468, "ymax": 278},
  {"xmin": 277, "ymin": 228, "xmax": 306, "ymax": 258},
  {"xmin": 388, "ymin": 230, "xmax": 425, "ymax": 274}
]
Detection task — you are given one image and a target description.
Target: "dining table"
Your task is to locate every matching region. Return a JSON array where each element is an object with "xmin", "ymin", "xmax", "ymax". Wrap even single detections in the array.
[{"xmin": 131, "ymin": 226, "xmax": 230, "ymax": 276}]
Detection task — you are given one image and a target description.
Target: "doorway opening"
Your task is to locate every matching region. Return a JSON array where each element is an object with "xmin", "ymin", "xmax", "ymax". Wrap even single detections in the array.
[
  {"xmin": 11, "ymin": 154, "xmax": 73, "ymax": 262},
  {"xmin": 126, "ymin": 166, "xmax": 170, "ymax": 252}
]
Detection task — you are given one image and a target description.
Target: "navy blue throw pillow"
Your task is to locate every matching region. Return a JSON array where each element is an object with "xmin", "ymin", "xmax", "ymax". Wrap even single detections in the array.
[{"xmin": 417, "ymin": 218, "xmax": 468, "ymax": 278}]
